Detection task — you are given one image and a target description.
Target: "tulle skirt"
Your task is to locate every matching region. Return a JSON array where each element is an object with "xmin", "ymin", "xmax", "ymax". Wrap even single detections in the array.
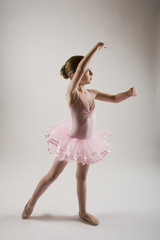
[{"xmin": 45, "ymin": 118, "xmax": 113, "ymax": 165}]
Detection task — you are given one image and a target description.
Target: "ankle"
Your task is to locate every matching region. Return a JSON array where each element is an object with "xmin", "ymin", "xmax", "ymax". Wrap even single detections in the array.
[
  {"xmin": 28, "ymin": 199, "xmax": 34, "ymax": 209},
  {"xmin": 79, "ymin": 211, "xmax": 87, "ymax": 216}
]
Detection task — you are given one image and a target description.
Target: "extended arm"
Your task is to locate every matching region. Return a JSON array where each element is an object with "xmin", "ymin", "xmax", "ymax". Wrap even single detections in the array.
[
  {"xmin": 90, "ymin": 87, "xmax": 137, "ymax": 103},
  {"xmin": 115, "ymin": 91, "xmax": 131, "ymax": 103},
  {"xmin": 90, "ymin": 89, "xmax": 116, "ymax": 103},
  {"xmin": 115, "ymin": 87, "xmax": 137, "ymax": 102}
]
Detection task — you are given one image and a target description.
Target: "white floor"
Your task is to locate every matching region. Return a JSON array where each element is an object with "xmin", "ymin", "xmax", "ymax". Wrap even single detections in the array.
[
  {"xmin": 1, "ymin": 210, "xmax": 160, "ymax": 240},
  {"xmin": 0, "ymin": 152, "xmax": 160, "ymax": 240}
]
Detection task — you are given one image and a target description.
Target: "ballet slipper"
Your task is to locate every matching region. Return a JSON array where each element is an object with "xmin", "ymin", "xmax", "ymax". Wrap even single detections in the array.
[
  {"xmin": 21, "ymin": 200, "xmax": 34, "ymax": 219},
  {"xmin": 79, "ymin": 211, "xmax": 99, "ymax": 226}
]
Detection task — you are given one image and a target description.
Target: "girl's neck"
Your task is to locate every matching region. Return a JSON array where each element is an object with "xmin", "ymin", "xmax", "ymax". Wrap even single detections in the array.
[{"xmin": 77, "ymin": 84, "xmax": 87, "ymax": 93}]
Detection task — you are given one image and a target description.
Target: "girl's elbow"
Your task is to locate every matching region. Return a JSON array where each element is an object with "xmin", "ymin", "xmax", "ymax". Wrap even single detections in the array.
[{"xmin": 113, "ymin": 95, "xmax": 118, "ymax": 103}]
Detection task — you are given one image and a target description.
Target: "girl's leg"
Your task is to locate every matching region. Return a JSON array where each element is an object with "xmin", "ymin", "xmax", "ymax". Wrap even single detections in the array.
[
  {"xmin": 76, "ymin": 162, "xmax": 99, "ymax": 225},
  {"xmin": 75, "ymin": 162, "xmax": 90, "ymax": 215},
  {"xmin": 25, "ymin": 156, "xmax": 68, "ymax": 215}
]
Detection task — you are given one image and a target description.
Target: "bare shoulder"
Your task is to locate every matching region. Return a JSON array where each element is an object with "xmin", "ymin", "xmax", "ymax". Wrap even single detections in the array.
[
  {"xmin": 87, "ymin": 89, "xmax": 98, "ymax": 98},
  {"xmin": 66, "ymin": 81, "xmax": 73, "ymax": 94},
  {"xmin": 66, "ymin": 82, "xmax": 79, "ymax": 107},
  {"xmin": 66, "ymin": 81, "xmax": 78, "ymax": 96}
]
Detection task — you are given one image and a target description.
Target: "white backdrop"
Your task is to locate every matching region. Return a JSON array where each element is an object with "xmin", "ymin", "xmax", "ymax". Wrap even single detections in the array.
[{"xmin": 0, "ymin": 0, "xmax": 160, "ymax": 240}]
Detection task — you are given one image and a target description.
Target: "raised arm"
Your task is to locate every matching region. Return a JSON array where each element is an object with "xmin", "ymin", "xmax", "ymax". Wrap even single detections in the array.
[
  {"xmin": 79, "ymin": 42, "xmax": 107, "ymax": 72},
  {"xmin": 68, "ymin": 42, "xmax": 107, "ymax": 94}
]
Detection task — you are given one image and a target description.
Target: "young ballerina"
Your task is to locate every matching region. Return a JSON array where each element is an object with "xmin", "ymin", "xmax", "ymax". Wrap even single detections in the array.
[{"xmin": 22, "ymin": 42, "xmax": 137, "ymax": 226}]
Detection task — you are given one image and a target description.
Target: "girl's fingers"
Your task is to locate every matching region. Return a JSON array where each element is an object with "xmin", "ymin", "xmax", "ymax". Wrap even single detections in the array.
[
  {"xmin": 129, "ymin": 88, "xmax": 138, "ymax": 96},
  {"xmin": 97, "ymin": 42, "xmax": 107, "ymax": 48}
]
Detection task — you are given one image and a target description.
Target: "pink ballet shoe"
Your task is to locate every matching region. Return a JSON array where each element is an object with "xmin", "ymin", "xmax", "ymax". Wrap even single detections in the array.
[
  {"xmin": 21, "ymin": 200, "xmax": 34, "ymax": 219},
  {"xmin": 79, "ymin": 211, "xmax": 99, "ymax": 226}
]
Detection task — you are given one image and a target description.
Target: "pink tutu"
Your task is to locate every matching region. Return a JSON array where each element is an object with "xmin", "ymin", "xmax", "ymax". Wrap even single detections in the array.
[{"xmin": 45, "ymin": 117, "xmax": 112, "ymax": 165}]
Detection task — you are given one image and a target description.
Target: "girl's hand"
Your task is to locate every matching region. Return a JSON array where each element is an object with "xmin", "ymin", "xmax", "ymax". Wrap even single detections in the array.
[
  {"xmin": 128, "ymin": 87, "xmax": 138, "ymax": 97},
  {"xmin": 96, "ymin": 42, "xmax": 108, "ymax": 51}
]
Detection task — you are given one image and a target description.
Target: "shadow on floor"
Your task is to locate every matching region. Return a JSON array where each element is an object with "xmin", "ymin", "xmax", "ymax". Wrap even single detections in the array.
[{"xmin": 29, "ymin": 213, "xmax": 98, "ymax": 226}]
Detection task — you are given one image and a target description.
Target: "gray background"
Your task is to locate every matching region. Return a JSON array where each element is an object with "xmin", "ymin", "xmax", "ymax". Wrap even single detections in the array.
[{"xmin": 0, "ymin": 0, "xmax": 160, "ymax": 239}]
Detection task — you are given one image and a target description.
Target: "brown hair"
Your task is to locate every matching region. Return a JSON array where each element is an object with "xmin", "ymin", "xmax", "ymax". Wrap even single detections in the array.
[{"xmin": 60, "ymin": 55, "xmax": 84, "ymax": 80}]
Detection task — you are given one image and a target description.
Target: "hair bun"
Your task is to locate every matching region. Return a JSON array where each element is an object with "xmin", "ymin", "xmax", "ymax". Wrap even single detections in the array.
[{"xmin": 60, "ymin": 64, "xmax": 68, "ymax": 79}]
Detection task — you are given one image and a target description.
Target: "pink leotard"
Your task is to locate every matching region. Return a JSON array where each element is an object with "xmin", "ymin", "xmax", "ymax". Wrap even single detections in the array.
[{"xmin": 66, "ymin": 89, "xmax": 96, "ymax": 139}]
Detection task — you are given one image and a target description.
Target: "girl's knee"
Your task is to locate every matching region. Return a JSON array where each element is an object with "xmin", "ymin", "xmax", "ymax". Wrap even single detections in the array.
[
  {"xmin": 76, "ymin": 175, "xmax": 87, "ymax": 184},
  {"xmin": 47, "ymin": 172, "xmax": 58, "ymax": 183},
  {"xmin": 75, "ymin": 162, "xmax": 90, "ymax": 183},
  {"xmin": 46, "ymin": 159, "xmax": 68, "ymax": 183}
]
